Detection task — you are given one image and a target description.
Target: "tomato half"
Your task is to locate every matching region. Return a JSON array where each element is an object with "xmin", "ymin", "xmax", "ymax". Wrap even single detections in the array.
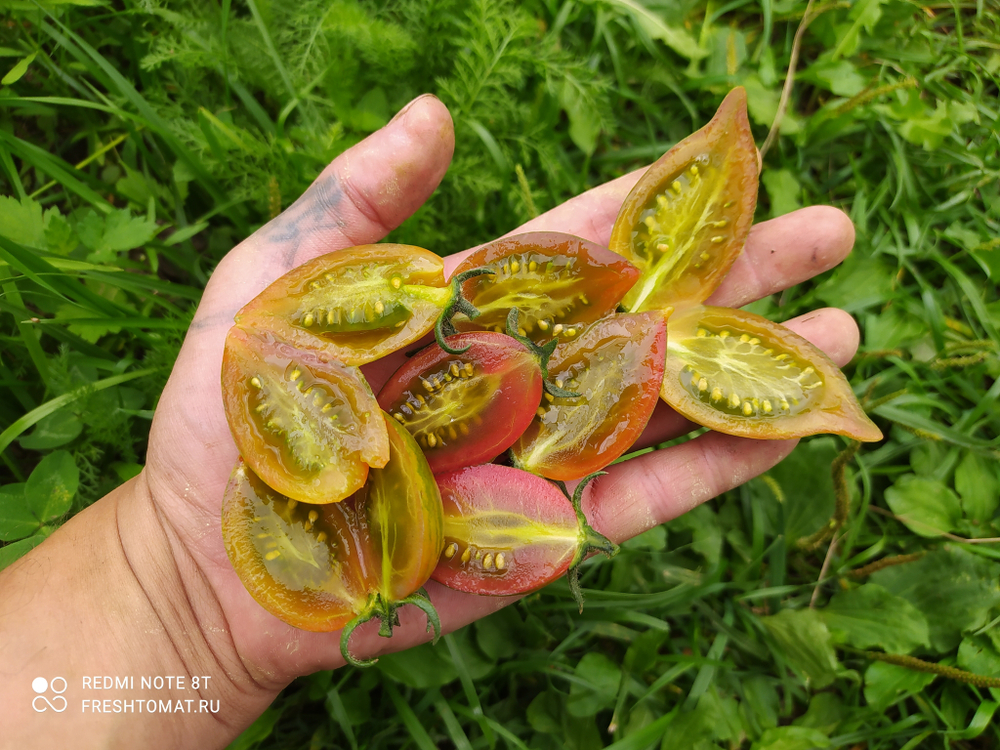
[
  {"xmin": 450, "ymin": 232, "xmax": 640, "ymax": 343},
  {"xmin": 222, "ymin": 416, "xmax": 444, "ymax": 658},
  {"xmin": 235, "ymin": 244, "xmax": 453, "ymax": 365},
  {"xmin": 661, "ymin": 305, "xmax": 883, "ymax": 441},
  {"xmin": 511, "ymin": 312, "xmax": 667, "ymax": 480},
  {"xmin": 221, "ymin": 460, "xmax": 369, "ymax": 632},
  {"xmin": 609, "ymin": 88, "xmax": 758, "ymax": 312},
  {"xmin": 222, "ymin": 326, "xmax": 389, "ymax": 504},
  {"xmin": 431, "ymin": 466, "xmax": 617, "ymax": 606},
  {"xmin": 376, "ymin": 332, "xmax": 543, "ymax": 474}
]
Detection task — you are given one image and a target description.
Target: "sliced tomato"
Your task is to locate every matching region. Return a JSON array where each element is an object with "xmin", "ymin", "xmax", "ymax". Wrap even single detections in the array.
[
  {"xmin": 235, "ymin": 244, "xmax": 452, "ymax": 365},
  {"xmin": 609, "ymin": 88, "xmax": 758, "ymax": 312},
  {"xmin": 662, "ymin": 305, "xmax": 883, "ymax": 441},
  {"xmin": 377, "ymin": 332, "xmax": 543, "ymax": 474},
  {"xmin": 450, "ymin": 232, "xmax": 640, "ymax": 343},
  {"xmin": 511, "ymin": 312, "xmax": 667, "ymax": 480},
  {"xmin": 221, "ymin": 460, "xmax": 369, "ymax": 632},
  {"xmin": 222, "ymin": 326, "xmax": 389, "ymax": 504}
]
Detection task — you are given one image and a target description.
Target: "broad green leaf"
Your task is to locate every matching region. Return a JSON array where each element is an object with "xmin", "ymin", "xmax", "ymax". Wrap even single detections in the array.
[
  {"xmin": 76, "ymin": 208, "xmax": 159, "ymax": 264},
  {"xmin": 560, "ymin": 80, "xmax": 601, "ymax": 156},
  {"xmin": 1, "ymin": 51, "xmax": 36, "ymax": 85},
  {"xmin": 885, "ymin": 474, "xmax": 962, "ymax": 537},
  {"xmin": 0, "ymin": 196, "xmax": 46, "ymax": 248},
  {"xmin": 0, "ymin": 535, "xmax": 46, "ymax": 571},
  {"xmin": 567, "ymin": 652, "xmax": 619, "ymax": 717},
  {"xmin": 376, "ymin": 641, "xmax": 458, "ymax": 688},
  {"xmin": 603, "ymin": 0, "xmax": 706, "ymax": 60},
  {"xmin": 816, "ymin": 252, "xmax": 896, "ymax": 313},
  {"xmin": 664, "ymin": 504, "xmax": 720, "ymax": 565},
  {"xmin": 527, "ymin": 691, "xmax": 562, "ymax": 735},
  {"xmin": 25, "ymin": 450, "xmax": 78, "ymax": 522},
  {"xmin": 43, "ymin": 211, "xmax": 76, "ymax": 255},
  {"xmin": 819, "ymin": 583, "xmax": 930, "ymax": 653},
  {"xmin": 475, "ymin": 607, "xmax": 521, "ymax": 661},
  {"xmin": 957, "ymin": 635, "xmax": 1000, "ymax": 681},
  {"xmin": 761, "ymin": 609, "xmax": 840, "ymax": 689},
  {"xmin": 758, "ymin": 438, "xmax": 839, "ymax": 543},
  {"xmin": 0, "ymin": 483, "xmax": 37, "ymax": 541},
  {"xmin": 762, "ymin": 169, "xmax": 802, "ymax": 219},
  {"xmin": 832, "ymin": 0, "xmax": 886, "ymax": 58},
  {"xmin": 955, "ymin": 452, "xmax": 1000, "ymax": 522},
  {"xmin": 752, "ymin": 726, "xmax": 831, "ymax": 750},
  {"xmin": 801, "ymin": 59, "xmax": 866, "ymax": 97},
  {"xmin": 19, "ymin": 409, "xmax": 83, "ymax": 451},
  {"xmin": 863, "ymin": 661, "xmax": 935, "ymax": 711},
  {"xmin": 863, "ymin": 306, "xmax": 927, "ymax": 350},
  {"xmin": 741, "ymin": 75, "xmax": 801, "ymax": 133},
  {"xmin": 792, "ymin": 693, "xmax": 844, "ymax": 734},
  {"xmin": 53, "ymin": 303, "xmax": 123, "ymax": 344},
  {"xmin": 871, "ymin": 546, "xmax": 1000, "ymax": 652},
  {"xmin": 895, "ymin": 100, "xmax": 954, "ymax": 151}
]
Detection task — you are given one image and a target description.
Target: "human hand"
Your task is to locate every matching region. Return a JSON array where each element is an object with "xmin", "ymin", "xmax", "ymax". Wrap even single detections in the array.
[{"xmin": 14, "ymin": 93, "xmax": 856, "ymax": 744}]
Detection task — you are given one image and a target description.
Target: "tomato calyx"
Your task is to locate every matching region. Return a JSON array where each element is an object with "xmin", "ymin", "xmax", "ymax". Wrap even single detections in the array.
[
  {"xmin": 504, "ymin": 308, "xmax": 580, "ymax": 399},
  {"xmin": 433, "ymin": 267, "xmax": 495, "ymax": 354},
  {"xmin": 339, "ymin": 588, "xmax": 442, "ymax": 668},
  {"xmin": 553, "ymin": 472, "xmax": 619, "ymax": 612}
]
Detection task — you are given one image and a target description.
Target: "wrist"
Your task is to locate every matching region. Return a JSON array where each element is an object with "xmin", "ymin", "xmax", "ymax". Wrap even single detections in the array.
[{"xmin": 0, "ymin": 476, "xmax": 281, "ymax": 749}]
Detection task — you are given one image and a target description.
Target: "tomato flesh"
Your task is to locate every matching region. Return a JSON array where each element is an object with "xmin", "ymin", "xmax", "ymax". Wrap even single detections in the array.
[
  {"xmin": 512, "ymin": 312, "xmax": 667, "ymax": 480},
  {"xmin": 431, "ymin": 465, "xmax": 582, "ymax": 596},
  {"xmin": 222, "ymin": 326, "xmax": 389, "ymax": 504},
  {"xmin": 609, "ymin": 88, "xmax": 758, "ymax": 312},
  {"xmin": 235, "ymin": 244, "xmax": 451, "ymax": 365},
  {"xmin": 451, "ymin": 232, "xmax": 640, "ymax": 343},
  {"xmin": 377, "ymin": 332, "xmax": 542, "ymax": 474},
  {"xmin": 221, "ymin": 461, "xmax": 369, "ymax": 631},
  {"xmin": 662, "ymin": 305, "xmax": 883, "ymax": 441},
  {"xmin": 222, "ymin": 415, "xmax": 443, "ymax": 633}
]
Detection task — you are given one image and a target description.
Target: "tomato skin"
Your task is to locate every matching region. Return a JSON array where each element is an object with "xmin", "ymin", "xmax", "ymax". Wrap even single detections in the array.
[
  {"xmin": 609, "ymin": 88, "xmax": 758, "ymax": 312},
  {"xmin": 662, "ymin": 305, "xmax": 883, "ymax": 441},
  {"xmin": 512, "ymin": 312, "xmax": 667, "ymax": 480},
  {"xmin": 360, "ymin": 415, "xmax": 444, "ymax": 602},
  {"xmin": 450, "ymin": 232, "xmax": 640, "ymax": 343},
  {"xmin": 377, "ymin": 332, "xmax": 543, "ymax": 474},
  {"xmin": 431, "ymin": 465, "xmax": 581, "ymax": 596},
  {"xmin": 235, "ymin": 244, "xmax": 450, "ymax": 366},
  {"xmin": 221, "ymin": 461, "xmax": 369, "ymax": 632},
  {"xmin": 222, "ymin": 326, "xmax": 389, "ymax": 504}
]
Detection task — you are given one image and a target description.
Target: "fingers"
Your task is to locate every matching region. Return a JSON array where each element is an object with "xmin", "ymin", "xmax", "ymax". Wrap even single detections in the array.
[
  {"xmin": 634, "ymin": 307, "xmax": 862, "ymax": 449},
  {"xmin": 199, "ymin": 94, "xmax": 455, "ymax": 327}
]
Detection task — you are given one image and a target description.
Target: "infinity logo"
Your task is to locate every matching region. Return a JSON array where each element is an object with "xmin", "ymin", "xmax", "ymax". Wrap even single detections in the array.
[{"xmin": 31, "ymin": 677, "xmax": 67, "ymax": 713}]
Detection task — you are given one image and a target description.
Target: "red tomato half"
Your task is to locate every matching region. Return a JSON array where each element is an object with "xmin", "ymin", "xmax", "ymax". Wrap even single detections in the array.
[{"xmin": 377, "ymin": 332, "xmax": 543, "ymax": 474}]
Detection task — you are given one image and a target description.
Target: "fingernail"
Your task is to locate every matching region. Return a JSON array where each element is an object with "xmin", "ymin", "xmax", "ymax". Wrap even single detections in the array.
[{"xmin": 389, "ymin": 93, "xmax": 439, "ymax": 126}]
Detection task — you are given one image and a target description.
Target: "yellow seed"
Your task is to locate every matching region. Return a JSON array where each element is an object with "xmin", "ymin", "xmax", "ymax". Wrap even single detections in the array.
[
  {"xmin": 444, "ymin": 543, "xmax": 458, "ymax": 559},
  {"xmin": 802, "ymin": 367, "xmax": 815, "ymax": 375},
  {"xmin": 316, "ymin": 532, "xmax": 327, "ymax": 543},
  {"xmin": 255, "ymin": 404, "xmax": 266, "ymax": 413},
  {"xmin": 518, "ymin": 327, "xmax": 527, "ymax": 336},
  {"xmin": 697, "ymin": 329, "xmax": 708, "ymax": 337},
  {"xmin": 536, "ymin": 407, "xmax": 546, "ymax": 418},
  {"xmin": 644, "ymin": 215, "xmax": 656, "ymax": 229},
  {"xmin": 322, "ymin": 403, "xmax": 333, "ymax": 413},
  {"xmin": 538, "ymin": 320, "xmax": 550, "ymax": 331},
  {"xmin": 690, "ymin": 164, "xmax": 699, "ymax": 177},
  {"xmin": 749, "ymin": 338, "xmax": 760, "ymax": 346},
  {"xmin": 287, "ymin": 499, "xmax": 298, "ymax": 511},
  {"xmin": 724, "ymin": 200, "xmax": 735, "ymax": 208},
  {"xmin": 450, "ymin": 363, "xmax": 460, "ymax": 378},
  {"xmin": 483, "ymin": 553, "xmax": 494, "ymax": 570},
  {"xmin": 740, "ymin": 334, "xmax": 750, "ymax": 343},
  {"xmin": 762, "ymin": 400, "xmax": 772, "ymax": 413},
  {"xmin": 391, "ymin": 276, "xmax": 402, "ymax": 289},
  {"xmin": 775, "ymin": 354, "xmax": 789, "ymax": 361},
  {"xmin": 711, "ymin": 387, "xmax": 723, "ymax": 402},
  {"xmin": 264, "ymin": 550, "xmax": 281, "ymax": 561},
  {"xmin": 464, "ymin": 363, "xmax": 474, "ymax": 376},
  {"xmin": 528, "ymin": 261, "xmax": 537, "ymax": 272},
  {"xmin": 742, "ymin": 401, "xmax": 753, "ymax": 416},
  {"xmin": 328, "ymin": 310, "xmax": 336, "ymax": 325},
  {"xmin": 763, "ymin": 348, "xmax": 774, "ymax": 356},
  {"xmin": 566, "ymin": 328, "xmax": 577, "ymax": 337},
  {"xmin": 544, "ymin": 393, "xmax": 554, "ymax": 402},
  {"xmin": 417, "ymin": 394, "xmax": 426, "ymax": 406},
  {"xmin": 714, "ymin": 219, "xmax": 728, "ymax": 228},
  {"xmin": 314, "ymin": 394, "xmax": 324, "ymax": 407},
  {"xmin": 307, "ymin": 510, "xmax": 318, "ymax": 524},
  {"xmin": 700, "ymin": 251, "xmax": 711, "ymax": 260},
  {"xmin": 461, "ymin": 548, "xmax": 471, "ymax": 564},
  {"xmin": 719, "ymin": 331, "xmax": 730, "ymax": 339},
  {"xmin": 289, "ymin": 369, "xmax": 301, "ymax": 381},
  {"xmin": 780, "ymin": 399, "xmax": 790, "ymax": 410},
  {"xmin": 495, "ymin": 553, "xmax": 506, "ymax": 570},
  {"xmin": 250, "ymin": 376, "xmax": 262, "ymax": 389},
  {"xmin": 393, "ymin": 412, "xmax": 405, "ymax": 423},
  {"xmin": 303, "ymin": 313, "xmax": 314, "ymax": 327},
  {"xmin": 671, "ymin": 180, "xmax": 682, "ymax": 194},
  {"xmin": 427, "ymin": 433, "xmax": 438, "ymax": 448},
  {"xmin": 657, "ymin": 243, "xmax": 669, "ymax": 253},
  {"xmin": 374, "ymin": 300, "xmax": 385, "ymax": 315},
  {"xmin": 422, "ymin": 378, "xmax": 434, "ymax": 392},
  {"xmin": 448, "ymin": 426, "xmax": 458, "ymax": 441},
  {"xmin": 712, "ymin": 236, "xmax": 725, "ymax": 244},
  {"xmin": 555, "ymin": 379, "xmax": 564, "ymax": 389},
  {"xmin": 552, "ymin": 324, "xmax": 564, "ymax": 335},
  {"xmin": 729, "ymin": 393, "xmax": 741, "ymax": 409},
  {"xmin": 698, "ymin": 378, "xmax": 708, "ymax": 392},
  {"xmin": 511, "ymin": 260, "xmax": 520, "ymax": 273},
  {"xmin": 475, "ymin": 549, "xmax": 483, "ymax": 560},
  {"xmin": 459, "ymin": 422, "xmax": 470, "ymax": 435},
  {"xmin": 502, "ymin": 263, "xmax": 510, "ymax": 274}
]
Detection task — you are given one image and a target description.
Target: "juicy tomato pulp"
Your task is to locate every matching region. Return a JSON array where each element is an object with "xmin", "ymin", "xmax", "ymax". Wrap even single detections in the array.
[
  {"xmin": 377, "ymin": 332, "xmax": 543, "ymax": 474},
  {"xmin": 662, "ymin": 305, "xmax": 883, "ymax": 441},
  {"xmin": 431, "ymin": 465, "xmax": 583, "ymax": 596},
  {"xmin": 222, "ymin": 326, "xmax": 389, "ymax": 504},
  {"xmin": 451, "ymin": 232, "xmax": 640, "ymax": 343},
  {"xmin": 512, "ymin": 312, "xmax": 667, "ymax": 480},
  {"xmin": 609, "ymin": 87, "xmax": 758, "ymax": 313},
  {"xmin": 221, "ymin": 416, "xmax": 443, "ymax": 633},
  {"xmin": 235, "ymin": 244, "xmax": 452, "ymax": 366}
]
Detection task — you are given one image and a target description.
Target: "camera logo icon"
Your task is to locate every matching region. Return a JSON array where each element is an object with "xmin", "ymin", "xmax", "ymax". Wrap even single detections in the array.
[{"xmin": 32, "ymin": 677, "xmax": 68, "ymax": 713}]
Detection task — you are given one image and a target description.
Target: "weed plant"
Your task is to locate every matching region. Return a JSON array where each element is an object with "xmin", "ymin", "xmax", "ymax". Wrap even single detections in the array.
[{"xmin": 1, "ymin": 0, "xmax": 999, "ymax": 747}]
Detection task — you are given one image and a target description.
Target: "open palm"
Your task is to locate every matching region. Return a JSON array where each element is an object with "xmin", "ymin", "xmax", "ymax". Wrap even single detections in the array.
[{"xmin": 139, "ymin": 95, "xmax": 859, "ymax": 697}]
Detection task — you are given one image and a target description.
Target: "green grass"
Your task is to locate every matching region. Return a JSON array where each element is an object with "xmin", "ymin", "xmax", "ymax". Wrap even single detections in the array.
[{"xmin": 1, "ymin": 0, "xmax": 999, "ymax": 747}]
